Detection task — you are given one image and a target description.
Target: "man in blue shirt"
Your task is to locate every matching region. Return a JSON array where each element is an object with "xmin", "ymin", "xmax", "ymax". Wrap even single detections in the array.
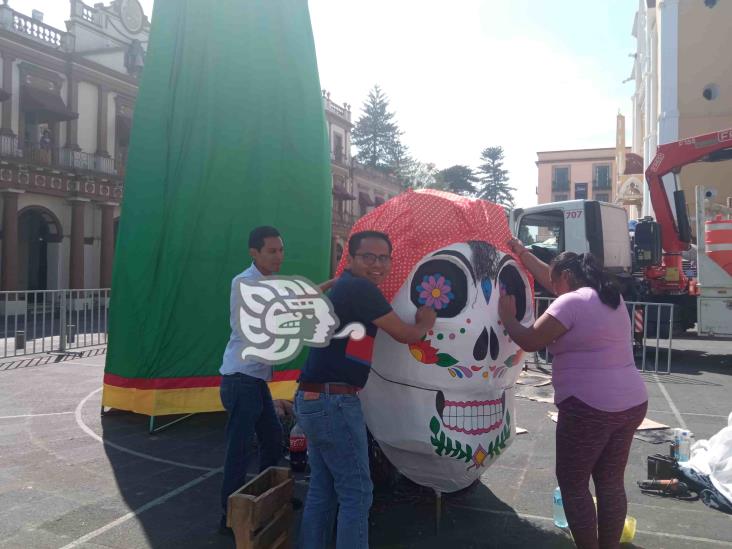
[
  {"xmin": 296, "ymin": 230, "xmax": 437, "ymax": 549},
  {"xmin": 219, "ymin": 226, "xmax": 286, "ymax": 530}
]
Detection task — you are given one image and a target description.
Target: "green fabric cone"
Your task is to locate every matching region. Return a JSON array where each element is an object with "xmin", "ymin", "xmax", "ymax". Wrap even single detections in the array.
[{"xmin": 105, "ymin": 0, "xmax": 331, "ymax": 402}]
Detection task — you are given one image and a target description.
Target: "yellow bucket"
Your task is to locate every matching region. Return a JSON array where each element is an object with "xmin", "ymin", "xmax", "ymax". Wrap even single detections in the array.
[
  {"xmin": 589, "ymin": 496, "xmax": 636, "ymax": 543},
  {"xmin": 621, "ymin": 515, "xmax": 637, "ymax": 543}
]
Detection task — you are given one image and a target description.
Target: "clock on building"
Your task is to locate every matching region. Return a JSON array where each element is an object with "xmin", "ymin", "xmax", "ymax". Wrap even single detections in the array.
[{"xmin": 119, "ymin": 0, "xmax": 144, "ymax": 34}]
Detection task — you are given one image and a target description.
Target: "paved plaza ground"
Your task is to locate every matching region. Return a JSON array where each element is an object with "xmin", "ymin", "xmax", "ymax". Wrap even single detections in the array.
[{"xmin": 1, "ymin": 336, "xmax": 731, "ymax": 548}]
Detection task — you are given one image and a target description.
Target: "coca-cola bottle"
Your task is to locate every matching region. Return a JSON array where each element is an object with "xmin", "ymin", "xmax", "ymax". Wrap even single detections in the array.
[{"xmin": 289, "ymin": 423, "xmax": 307, "ymax": 472}]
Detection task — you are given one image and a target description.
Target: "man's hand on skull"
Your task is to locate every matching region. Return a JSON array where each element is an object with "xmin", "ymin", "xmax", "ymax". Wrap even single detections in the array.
[
  {"xmin": 273, "ymin": 399, "xmax": 294, "ymax": 420},
  {"xmin": 415, "ymin": 305, "xmax": 437, "ymax": 329},
  {"xmin": 499, "ymin": 294, "xmax": 517, "ymax": 326}
]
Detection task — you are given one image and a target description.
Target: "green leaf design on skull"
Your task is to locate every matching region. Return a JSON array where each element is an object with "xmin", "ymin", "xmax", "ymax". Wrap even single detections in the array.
[
  {"xmin": 429, "ymin": 416, "xmax": 471, "ymax": 463},
  {"xmin": 436, "ymin": 353, "xmax": 459, "ymax": 367}
]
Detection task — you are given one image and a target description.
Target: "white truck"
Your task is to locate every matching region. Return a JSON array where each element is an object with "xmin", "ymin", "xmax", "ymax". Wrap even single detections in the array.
[{"xmin": 511, "ymin": 128, "xmax": 732, "ymax": 338}]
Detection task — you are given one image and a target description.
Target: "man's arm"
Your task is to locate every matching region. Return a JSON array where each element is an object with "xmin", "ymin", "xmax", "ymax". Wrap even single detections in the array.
[
  {"xmin": 318, "ymin": 278, "xmax": 336, "ymax": 293},
  {"xmin": 373, "ymin": 306, "xmax": 437, "ymax": 344}
]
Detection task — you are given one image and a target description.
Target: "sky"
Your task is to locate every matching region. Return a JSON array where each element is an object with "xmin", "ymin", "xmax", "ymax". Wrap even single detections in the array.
[{"xmin": 28, "ymin": 0, "xmax": 638, "ymax": 207}]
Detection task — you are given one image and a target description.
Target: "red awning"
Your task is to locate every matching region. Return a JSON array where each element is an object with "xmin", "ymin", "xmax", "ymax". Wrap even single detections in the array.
[
  {"xmin": 333, "ymin": 183, "xmax": 356, "ymax": 200},
  {"xmin": 359, "ymin": 191, "xmax": 375, "ymax": 206},
  {"xmin": 21, "ymin": 85, "xmax": 78, "ymax": 123}
]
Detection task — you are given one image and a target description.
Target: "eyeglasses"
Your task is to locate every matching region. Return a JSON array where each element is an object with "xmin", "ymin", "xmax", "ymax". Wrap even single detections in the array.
[{"xmin": 354, "ymin": 253, "xmax": 392, "ymax": 266}]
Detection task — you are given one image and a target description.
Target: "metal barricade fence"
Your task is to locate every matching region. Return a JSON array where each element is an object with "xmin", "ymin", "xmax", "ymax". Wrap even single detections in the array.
[
  {"xmin": 0, "ymin": 289, "xmax": 110, "ymax": 359},
  {"xmin": 527, "ymin": 296, "xmax": 673, "ymax": 374}
]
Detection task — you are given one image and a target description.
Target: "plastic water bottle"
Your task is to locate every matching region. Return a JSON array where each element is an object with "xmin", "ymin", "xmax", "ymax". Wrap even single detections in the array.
[
  {"xmin": 289, "ymin": 423, "xmax": 308, "ymax": 472},
  {"xmin": 677, "ymin": 430, "xmax": 691, "ymax": 462},
  {"xmin": 553, "ymin": 486, "xmax": 568, "ymax": 528}
]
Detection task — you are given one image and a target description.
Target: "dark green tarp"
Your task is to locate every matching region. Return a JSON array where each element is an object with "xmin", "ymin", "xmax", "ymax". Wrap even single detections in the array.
[{"xmin": 103, "ymin": 0, "xmax": 332, "ymax": 415}]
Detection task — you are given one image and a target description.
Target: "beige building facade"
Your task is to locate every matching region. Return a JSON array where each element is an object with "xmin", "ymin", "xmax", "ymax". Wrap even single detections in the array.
[
  {"xmin": 323, "ymin": 91, "xmax": 403, "ymax": 274},
  {"xmin": 0, "ymin": 0, "xmax": 148, "ymax": 292},
  {"xmin": 629, "ymin": 0, "xmax": 732, "ymax": 218},
  {"xmin": 1, "ymin": 1, "xmax": 401, "ymax": 290},
  {"xmin": 536, "ymin": 147, "xmax": 626, "ymax": 206}
]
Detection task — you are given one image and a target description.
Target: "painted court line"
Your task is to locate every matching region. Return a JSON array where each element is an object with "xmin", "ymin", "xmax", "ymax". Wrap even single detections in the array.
[
  {"xmin": 57, "ymin": 467, "xmax": 222, "ymax": 549},
  {"xmin": 647, "ymin": 409, "xmax": 729, "ymax": 419},
  {"xmin": 653, "ymin": 373, "xmax": 689, "ymax": 431},
  {"xmin": 58, "ymin": 361, "xmax": 106, "ymax": 367},
  {"xmin": 0, "ymin": 411, "xmax": 73, "ymax": 419},
  {"xmin": 449, "ymin": 503, "xmax": 732, "ymax": 546},
  {"xmin": 75, "ymin": 388, "xmax": 216, "ymax": 472}
]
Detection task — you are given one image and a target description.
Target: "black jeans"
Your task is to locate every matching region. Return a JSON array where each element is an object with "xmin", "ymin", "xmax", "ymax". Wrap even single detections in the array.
[{"xmin": 219, "ymin": 373, "xmax": 283, "ymax": 511}]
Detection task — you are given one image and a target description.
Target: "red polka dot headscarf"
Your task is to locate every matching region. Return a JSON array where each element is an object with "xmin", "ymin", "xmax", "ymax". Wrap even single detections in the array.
[{"xmin": 336, "ymin": 189, "xmax": 522, "ymax": 302}]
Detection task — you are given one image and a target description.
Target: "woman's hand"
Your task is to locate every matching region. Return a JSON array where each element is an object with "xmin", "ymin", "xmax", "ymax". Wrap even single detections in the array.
[
  {"xmin": 507, "ymin": 238, "xmax": 527, "ymax": 259},
  {"xmin": 498, "ymin": 294, "xmax": 517, "ymax": 326}
]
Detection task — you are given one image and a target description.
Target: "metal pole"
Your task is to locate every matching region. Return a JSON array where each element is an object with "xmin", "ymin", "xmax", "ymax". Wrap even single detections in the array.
[
  {"xmin": 42, "ymin": 291, "xmax": 46, "ymax": 353},
  {"xmin": 655, "ymin": 305, "xmax": 661, "ymax": 374},
  {"xmin": 665, "ymin": 304, "xmax": 674, "ymax": 375},
  {"xmin": 59, "ymin": 290, "xmax": 67, "ymax": 352},
  {"xmin": 642, "ymin": 304, "xmax": 648, "ymax": 372},
  {"xmin": 3, "ymin": 293, "xmax": 8, "ymax": 359}
]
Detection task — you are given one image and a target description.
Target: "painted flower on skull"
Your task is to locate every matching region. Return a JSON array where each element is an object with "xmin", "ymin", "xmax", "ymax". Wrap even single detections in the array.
[
  {"xmin": 337, "ymin": 190, "xmax": 534, "ymax": 493},
  {"xmin": 408, "ymin": 339, "xmax": 440, "ymax": 364},
  {"xmin": 417, "ymin": 274, "xmax": 455, "ymax": 310}
]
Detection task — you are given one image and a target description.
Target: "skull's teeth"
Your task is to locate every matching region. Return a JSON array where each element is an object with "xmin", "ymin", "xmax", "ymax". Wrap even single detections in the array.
[{"xmin": 441, "ymin": 397, "xmax": 505, "ymax": 434}]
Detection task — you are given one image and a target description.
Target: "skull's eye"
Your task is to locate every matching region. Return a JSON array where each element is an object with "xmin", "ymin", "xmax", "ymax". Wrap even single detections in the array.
[
  {"xmin": 498, "ymin": 262, "xmax": 528, "ymax": 321},
  {"xmin": 411, "ymin": 259, "xmax": 468, "ymax": 318}
]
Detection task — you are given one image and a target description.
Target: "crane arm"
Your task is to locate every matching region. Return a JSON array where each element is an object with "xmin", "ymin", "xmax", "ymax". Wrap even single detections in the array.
[{"xmin": 645, "ymin": 128, "xmax": 732, "ymax": 253}]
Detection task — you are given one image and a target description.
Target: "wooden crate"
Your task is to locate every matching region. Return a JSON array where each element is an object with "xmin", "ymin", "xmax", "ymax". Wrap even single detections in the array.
[{"xmin": 227, "ymin": 467, "xmax": 294, "ymax": 549}]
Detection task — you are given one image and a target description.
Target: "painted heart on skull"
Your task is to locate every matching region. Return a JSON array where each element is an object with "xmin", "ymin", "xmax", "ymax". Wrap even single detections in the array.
[{"xmin": 337, "ymin": 190, "xmax": 534, "ymax": 492}]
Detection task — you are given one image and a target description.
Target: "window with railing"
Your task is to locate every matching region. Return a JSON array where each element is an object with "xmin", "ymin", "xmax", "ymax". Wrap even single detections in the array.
[
  {"xmin": 595, "ymin": 193, "xmax": 610, "ymax": 203},
  {"xmin": 552, "ymin": 166, "xmax": 570, "ymax": 192},
  {"xmin": 575, "ymin": 182, "xmax": 588, "ymax": 200},
  {"xmin": 0, "ymin": 135, "xmax": 121, "ymax": 176},
  {"xmin": 593, "ymin": 164, "xmax": 611, "ymax": 189}
]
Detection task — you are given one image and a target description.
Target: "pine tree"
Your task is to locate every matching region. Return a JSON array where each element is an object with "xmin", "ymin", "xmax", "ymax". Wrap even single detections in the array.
[
  {"xmin": 476, "ymin": 146, "xmax": 515, "ymax": 208},
  {"xmin": 402, "ymin": 161, "xmax": 437, "ymax": 190},
  {"xmin": 388, "ymin": 139, "xmax": 413, "ymax": 182},
  {"xmin": 352, "ymin": 85, "xmax": 404, "ymax": 172},
  {"xmin": 434, "ymin": 165, "xmax": 479, "ymax": 196}
]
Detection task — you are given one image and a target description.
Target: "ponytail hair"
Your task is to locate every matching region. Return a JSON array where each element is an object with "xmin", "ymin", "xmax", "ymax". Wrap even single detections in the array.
[{"xmin": 550, "ymin": 252, "xmax": 621, "ymax": 309}]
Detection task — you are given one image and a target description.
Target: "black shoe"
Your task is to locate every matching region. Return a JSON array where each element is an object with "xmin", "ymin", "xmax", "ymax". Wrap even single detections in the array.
[
  {"xmin": 291, "ymin": 497, "xmax": 303, "ymax": 511},
  {"xmin": 218, "ymin": 514, "xmax": 233, "ymax": 537}
]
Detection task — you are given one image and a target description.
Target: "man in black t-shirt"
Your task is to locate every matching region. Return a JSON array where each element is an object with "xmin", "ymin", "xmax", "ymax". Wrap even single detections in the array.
[{"xmin": 296, "ymin": 231, "xmax": 436, "ymax": 549}]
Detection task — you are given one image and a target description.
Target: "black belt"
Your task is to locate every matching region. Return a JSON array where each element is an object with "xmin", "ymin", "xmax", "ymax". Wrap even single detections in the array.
[{"xmin": 298, "ymin": 382, "xmax": 360, "ymax": 395}]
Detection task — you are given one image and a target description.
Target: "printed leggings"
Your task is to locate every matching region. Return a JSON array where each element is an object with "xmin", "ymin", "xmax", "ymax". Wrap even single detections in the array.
[{"xmin": 556, "ymin": 397, "xmax": 648, "ymax": 549}]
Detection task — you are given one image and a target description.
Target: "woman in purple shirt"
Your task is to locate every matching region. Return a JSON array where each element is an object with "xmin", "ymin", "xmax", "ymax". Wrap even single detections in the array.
[{"xmin": 499, "ymin": 240, "xmax": 648, "ymax": 549}]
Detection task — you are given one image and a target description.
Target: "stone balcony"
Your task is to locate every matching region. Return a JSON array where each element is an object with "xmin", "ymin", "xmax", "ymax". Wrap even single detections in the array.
[
  {"xmin": 0, "ymin": 3, "xmax": 75, "ymax": 51},
  {"xmin": 322, "ymin": 90, "xmax": 352, "ymax": 123}
]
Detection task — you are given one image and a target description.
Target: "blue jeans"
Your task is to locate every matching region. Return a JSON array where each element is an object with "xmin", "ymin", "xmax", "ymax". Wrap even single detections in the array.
[
  {"xmin": 220, "ymin": 373, "xmax": 283, "ymax": 511},
  {"xmin": 295, "ymin": 392, "xmax": 373, "ymax": 549}
]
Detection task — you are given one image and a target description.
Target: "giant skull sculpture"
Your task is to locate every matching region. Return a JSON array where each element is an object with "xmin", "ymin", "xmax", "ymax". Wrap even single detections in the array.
[{"xmin": 337, "ymin": 190, "xmax": 534, "ymax": 492}]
